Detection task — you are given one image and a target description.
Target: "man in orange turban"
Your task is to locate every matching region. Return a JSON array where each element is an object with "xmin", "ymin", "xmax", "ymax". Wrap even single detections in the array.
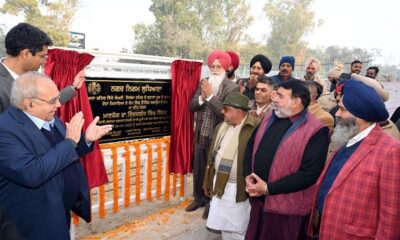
[{"xmin": 188, "ymin": 50, "xmax": 238, "ymax": 220}]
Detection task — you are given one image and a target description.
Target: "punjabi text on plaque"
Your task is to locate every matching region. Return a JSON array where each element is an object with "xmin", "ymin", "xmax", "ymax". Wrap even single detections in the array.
[{"xmin": 86, "ymin": 78, "xmax": 171, "ymax": 143}]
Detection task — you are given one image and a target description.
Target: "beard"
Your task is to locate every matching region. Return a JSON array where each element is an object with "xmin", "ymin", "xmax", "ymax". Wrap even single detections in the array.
[
  {"xmin": 250, "ymin": 70, "xmax": 264, "ymax": 78},
  {"xmin": 274, "ymin": 107, "xmax": 292, "ymax": 118},
  {"xmin": 330, "ymin": 116, "xmax": 359, "ymax": 149},
  {"xmin": 273, "ymin": 102, "xmax": 293, "ymax": 118},
  {"xmin": 208, "ymin": 73, "xmax": 225, "ymax": 95},
  {"xmin": 304, "ymin": 72, "xmax": 315, "ymax": 80},
  {"xmin": 226, "ymin": 69, "xmax": 235, "ymax": 79}
]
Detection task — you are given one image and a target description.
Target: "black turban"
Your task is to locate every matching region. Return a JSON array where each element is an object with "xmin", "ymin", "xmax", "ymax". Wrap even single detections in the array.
[{"xmin": 250, "ymin": 54, "xmax": 272, "ymax": 74}]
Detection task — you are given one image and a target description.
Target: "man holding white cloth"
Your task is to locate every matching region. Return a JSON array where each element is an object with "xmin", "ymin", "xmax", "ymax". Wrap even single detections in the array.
[{"xmin": 203, "ymin": 92, "xmax": 260, "ymax": 239}]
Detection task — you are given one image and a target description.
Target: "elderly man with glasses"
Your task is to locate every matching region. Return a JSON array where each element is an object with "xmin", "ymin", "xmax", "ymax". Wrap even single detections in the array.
[{"xmin": 0, "ymin": 72, "xmax": 112, "ymax": 240}]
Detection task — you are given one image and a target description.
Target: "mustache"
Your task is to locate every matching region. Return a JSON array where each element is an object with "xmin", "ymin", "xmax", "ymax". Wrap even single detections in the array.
[{"xmin": 330, "ymin": 116, "xmax": 359, "ymax": 149}]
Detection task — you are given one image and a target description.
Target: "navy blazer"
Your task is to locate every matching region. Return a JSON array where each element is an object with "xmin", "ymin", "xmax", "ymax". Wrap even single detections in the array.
[
  {"xmin": 0, "ymin": 63, "xmax": 14, "ymax": 113},
  {"xmin": 0, "ymin": 106, "xmax": 92, "ymax": 240}
]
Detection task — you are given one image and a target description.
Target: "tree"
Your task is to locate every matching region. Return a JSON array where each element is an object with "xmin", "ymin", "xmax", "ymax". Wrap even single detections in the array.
[
  {"xmin": 133, "ymin": 0, "xmax": 253, "ymax": 59},
  {"xmin": 263, "ymin": 0, "xmax": 321, "ymax": 64},
  {"xmin": 133, "ymin": 0, "xmax": 206, "ymax": 59},
  {"xmin": 193, "ymin": 0, "xmax": 253, "ymax": 50},
  {"xmin": 238, "ymin": 39, "xmax": 270, "ymax": 66},
  {"xmin": 0, "ymin": 0, "xmax": 79, "ymax": 46}
]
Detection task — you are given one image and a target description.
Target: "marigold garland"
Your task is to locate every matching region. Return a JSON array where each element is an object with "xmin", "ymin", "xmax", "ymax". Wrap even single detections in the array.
[
  {"xmin": 111, "ymin": 144, "xmax": 119, "ymax": 213},
  {"xmin": 94, "ymin": 137, "xmax": 185, "ymax": 221},
  {"xmin": 164, "ymin": 140, "xmax": 170, "ymax": 201},
  {"xmin": 172, "ymin": 173, "xmax": 177, "ymax": 196},
  {"xmin": 135, "ymin": 143, "xmax": 141, "ymax": 205},
  {"xmin": 146, "ymin": 143, "xmax": 153, "ymax": 201},
  {"xmin": 99, "ymin": 184, "xmax": 106, "ymax": 218},
  {"xmin": 98, "ymin": 149, "xmax": 107, "ymax": 219},
  {"xmin": 124, "ymin": 143, "xmax": 131, "ymax": 208},
  {"xmin": 72, "ymin": 212, "xmax": 79, "ymax": 225},
  {"xmin": 156, "ymin": 142, "xmax": 162, "ymax": 199},
  {"xmin": 180, "ymin": 174, "xmax": 185, "ymax": 197}
]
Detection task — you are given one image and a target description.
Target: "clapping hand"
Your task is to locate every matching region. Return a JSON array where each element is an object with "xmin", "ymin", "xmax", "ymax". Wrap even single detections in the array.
[
  {"xmin": 249, "ymin": 74, "xmax": 258, "ymax": 88},
  {"xmin": 66, "ymin": 112, "xmax": 85, "ymax": 144},
  {"xmin": 85, "ymin": 116, "xmax": 113, "ymax": 142}
]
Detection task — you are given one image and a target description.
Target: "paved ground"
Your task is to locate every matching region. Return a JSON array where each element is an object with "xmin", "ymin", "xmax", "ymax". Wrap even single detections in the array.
[
  {"xmin": 175, "ymin": 226, "xmax": 221, "ymax": 240},
  {"xmin": 75, "ymin": 175, "xmax": 222, "ymax": 240},
  {"xmin": 77, "ymin": 199, "xmax": 221, "ymax": 240}
]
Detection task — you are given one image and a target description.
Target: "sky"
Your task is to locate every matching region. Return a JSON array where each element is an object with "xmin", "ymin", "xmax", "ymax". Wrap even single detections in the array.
[{"xmin": 1, "ymin": 0, "xmax": 400, "ymax": 65}]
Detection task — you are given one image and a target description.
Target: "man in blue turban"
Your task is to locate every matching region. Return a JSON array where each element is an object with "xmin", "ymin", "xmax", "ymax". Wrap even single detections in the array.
[
  {"xmin": 271, "ymin": 55, "xmax": 298, "ymax": 85},
  {"xmin": 308, "ymin": 80, "xmax": 400, "ymax": 239}
]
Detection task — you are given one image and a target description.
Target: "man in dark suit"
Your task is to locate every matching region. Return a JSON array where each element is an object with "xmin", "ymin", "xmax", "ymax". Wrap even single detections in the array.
[
  {"xmin": 0, "ymin": 207, "xmax": 22, "ymax": 240},
  {"xmin": 0, "ymin": 72, "xmax": 112, "ymax": 240},
  {"xmin": 187, "ymin": 50, "xmax": 238, "ymax": 219},
  {"xmin": 0, "ymin": 22, "xmax": 85, "ymax": 113}
]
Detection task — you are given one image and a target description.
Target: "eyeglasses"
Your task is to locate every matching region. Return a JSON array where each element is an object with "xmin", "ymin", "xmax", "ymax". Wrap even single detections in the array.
[
  {"xmin": 209, "ymin": 65, "xmax": 222, "ymax": 70},
  {"xmin": 30, "ymin": 94, "xmax": 61, "ymax": 105}
]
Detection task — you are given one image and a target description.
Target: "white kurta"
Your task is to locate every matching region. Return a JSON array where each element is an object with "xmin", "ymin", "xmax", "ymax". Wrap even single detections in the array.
[
  {"xmin": 206, "ymin": 122, "xmax": 250, "ymax": 236},
  {"xmin": 206, "ymin": 182, "xmax": 250, "ymax": 234}
]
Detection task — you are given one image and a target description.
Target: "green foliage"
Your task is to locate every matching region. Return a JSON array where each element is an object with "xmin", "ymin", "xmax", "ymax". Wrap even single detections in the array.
[
  {"xmin": 133, "ymin": 0, "xmax": 253, "ymax": 59},
  {"xmin": 0, "ymin": 0, "xmax": 79, "ymax": 46},
  {"xmin": 238, "ymin": 40, "xmax": 270, "ymax": 66},
  {"xmin": 133, "ymin": 0, "xmax": 321, "ymax": 62},
  {"xmin": 263, "ymin": 0, "xmax": 320, "ymax": 64},
  {"xmin": 133, "ymin": 1, "xmax": 205, "ymax": 59}
]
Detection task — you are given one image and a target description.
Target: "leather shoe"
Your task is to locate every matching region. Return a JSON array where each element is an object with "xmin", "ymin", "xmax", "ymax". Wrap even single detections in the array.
[
  {"xmin": 185, "ymin": 200, "xmax": 204, "ymax": 212},
  {"xmin": 202, "ymin": 204, "xmax": 210, "ymax": 219}
]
